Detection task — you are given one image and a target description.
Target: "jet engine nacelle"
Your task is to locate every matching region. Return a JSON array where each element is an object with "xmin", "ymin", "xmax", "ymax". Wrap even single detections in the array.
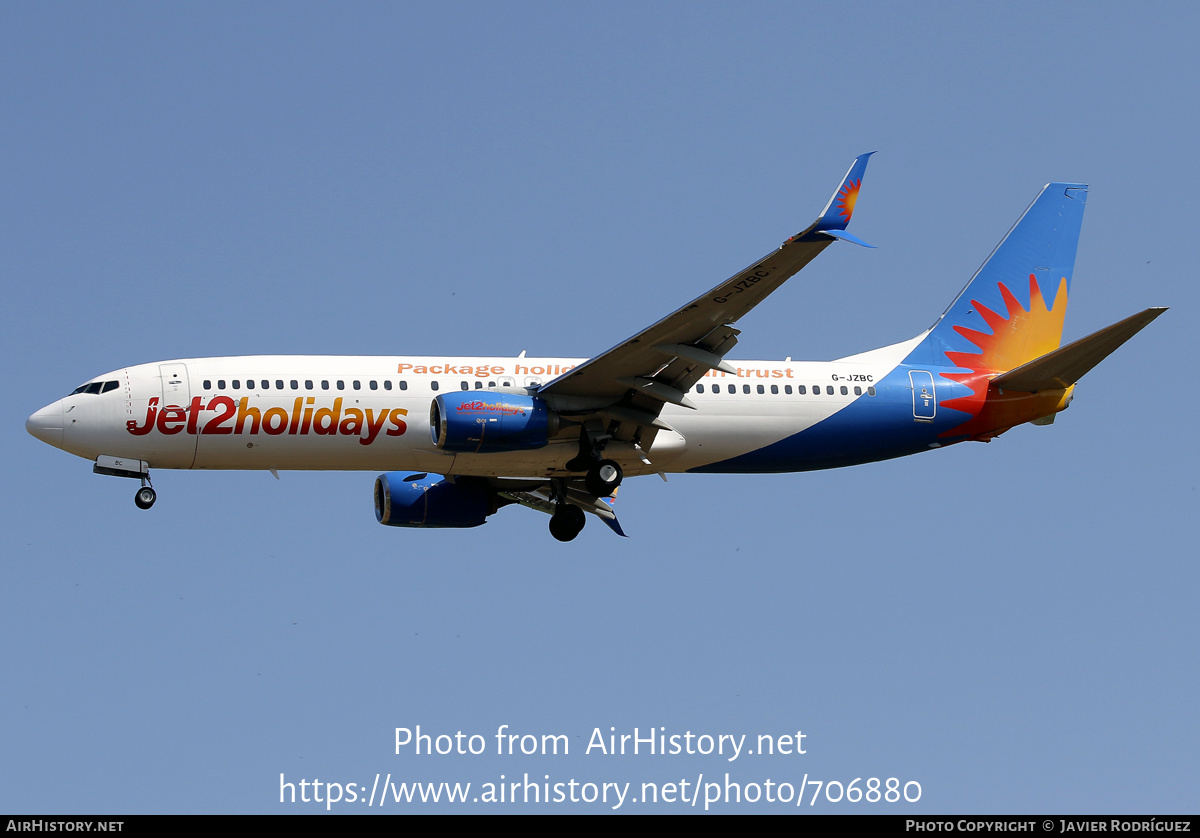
[
  {"xmin": 430, "ymin": 392, "xmax": 559, "ymax": 453},
  {"xmin": 374, "ymin": 472, "xmax": 491, "ymax": 528}
]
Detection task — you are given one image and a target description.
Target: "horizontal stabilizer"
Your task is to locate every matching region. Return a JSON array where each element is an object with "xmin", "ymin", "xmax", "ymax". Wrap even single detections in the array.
[{"xmin": 991, "ymin": 307, "xmax": 1167, "ymax": 392}]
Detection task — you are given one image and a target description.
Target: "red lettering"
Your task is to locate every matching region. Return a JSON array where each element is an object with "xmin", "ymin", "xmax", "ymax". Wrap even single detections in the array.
[
  {"xmin": 202, "ymin": 396, "xmax": 235, "ymax": 434},
  {"xmin": 236, "ymin": 398, "xmax": 261, "ymax": 434},
  {"xmin": 339, "ymin": 408, "xmax": 364, "ymax": 436},
  {"xmin": 288, "ymin": 397, "xmax": 304, "ymax": 433},
  {"xmin": 262, "ymin": 407, "xmax": 288, "ymax": 434},
  {"xmin": 127, "ymin": 398, "xmax": 159, "ymax": 436},
  {"xmin": 313, "ymin": 398, "xmax": 342, "ymax": 435},
  {"xmin": 157, "ymin": 405, "xmax": 187, "ymax": 434},
  {"xmin": 360, "ymin": 408, "xmax": 389, "ymax": 445},
  {"xmin": 186, "ymin": 396, "xmax": 204, "ymax": 434},
  {"xmin": 386, "ymin": 408, "xmax": 408, "ymax": 437}
]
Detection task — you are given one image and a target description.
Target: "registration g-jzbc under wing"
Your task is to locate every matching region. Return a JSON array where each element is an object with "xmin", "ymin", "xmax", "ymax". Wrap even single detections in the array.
[{"xmin": 26, "ymin": 155, "xmax": 1165, "ymax": 541}]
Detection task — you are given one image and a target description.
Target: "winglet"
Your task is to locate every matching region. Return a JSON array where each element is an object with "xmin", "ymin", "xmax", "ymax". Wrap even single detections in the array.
[
  {"xmin": 822, "ymin": 229, "xmax": 877, "ymax": 248},
  {"xmin": 597, "ymin": 489, "xmax": 627, "ymax": 537},
  {"xmin": 792, "ymin": 152, "xmax": 875, "ymax": 245},
  {"xmin": 814, "ymin": 151, "xmax": 874, "ymax": 232}
]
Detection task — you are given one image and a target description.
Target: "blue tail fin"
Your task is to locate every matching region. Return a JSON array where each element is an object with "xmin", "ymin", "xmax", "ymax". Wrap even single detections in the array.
[{"xmin": 907, "ymin": 183, "xmax": 1087, "ymax": 371}]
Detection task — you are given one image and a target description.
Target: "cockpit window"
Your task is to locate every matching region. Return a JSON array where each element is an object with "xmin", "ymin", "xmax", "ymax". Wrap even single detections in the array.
[{"xmin": 70, "ymin": 380, "xmax": 118, "ymax": 396}]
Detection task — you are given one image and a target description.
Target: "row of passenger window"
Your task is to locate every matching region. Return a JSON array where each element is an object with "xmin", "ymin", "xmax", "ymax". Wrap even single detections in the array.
[
  {"xmin": 70, "ymin": 380, "xmax": 120, "ymax": 395},
  {"xmin": 696, "ymin": 383, "xmax": 876, "ymax": 397},
  {"xmin": 200, "ymin": 378, "xmax": 514, "ymax": 393},
  {"xmin": 204, "ymin": 378, "xmax": 409, "ymax": 392},
  {"xmin": 199, "ymin": 378, "xmax": 878, "ymax": 397}
]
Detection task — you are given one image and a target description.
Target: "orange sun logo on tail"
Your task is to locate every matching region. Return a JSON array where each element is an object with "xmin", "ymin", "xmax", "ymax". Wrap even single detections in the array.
[
  {"xmin": 835, "ymin": 178, "xmax": 861, "ymax": 223},
  {"xmin": 939, "ymin": 274, "xmax": 1068, "ymax": 439}
]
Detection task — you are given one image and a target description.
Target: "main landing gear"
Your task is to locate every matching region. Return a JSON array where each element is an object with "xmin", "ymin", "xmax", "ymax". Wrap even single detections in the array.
[
  {"xmin": 549, "ymin": 503, "xmax": 586, "ymax": 542},
  {"xmin": 566, "ymin": 428, "xmax": 624, "ymax": 498},
  {"xmin": 584, "ymin": 459, "xmax": 622, "ymax": 498}
]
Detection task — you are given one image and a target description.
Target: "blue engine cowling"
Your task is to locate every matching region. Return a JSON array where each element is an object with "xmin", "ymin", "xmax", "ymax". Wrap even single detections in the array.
[
  {"xmin": 374, "ymin": 472, "xmax": 491, "ymax": 528},
  {"xmin": 429, "ymin": 392, "xmax": 558, "ymax": 453}
]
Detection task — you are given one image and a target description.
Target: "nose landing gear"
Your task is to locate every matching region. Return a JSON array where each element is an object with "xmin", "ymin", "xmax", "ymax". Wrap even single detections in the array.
[
  {"xmin": 134, "ymin": 482, "xmax": 157, "ymax": 510},
  {"xmin": 92, "ymin": 456, "xmax": 156, "ymax": 510}
]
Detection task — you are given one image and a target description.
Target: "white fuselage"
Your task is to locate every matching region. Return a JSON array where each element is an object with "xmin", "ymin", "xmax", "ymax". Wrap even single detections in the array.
[{"xmin": 32, "ymin": 346, "xmax": 913, "ymax": 478}]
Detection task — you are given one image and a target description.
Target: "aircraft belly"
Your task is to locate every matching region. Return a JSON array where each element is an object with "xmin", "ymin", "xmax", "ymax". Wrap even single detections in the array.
[
  {"xmin": 666, "ymin": 400, "xmax": 843, "ymax": 471},
  {"xmin": 443, "ymin": 446, "xmax": 576, "ymax": 478}
]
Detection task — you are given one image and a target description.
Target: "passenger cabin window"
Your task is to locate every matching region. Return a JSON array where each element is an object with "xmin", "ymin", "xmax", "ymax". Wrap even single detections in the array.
[
  {"xmin": 321, "ymin": 380, "xmax": 329, "ymax": 390},
  {"xmin": 398, "ymin": 381, "xmax": 406, "ymax": 391},
  {"xmin": 742, "ymin": 384, "xmax": 750, "ymax": 394},
  {"xmin": 218, "ymin": 380, "xmax": 226, "ymax": 389},
  {"xmin": 305, "ymin": 380, "xmax": 313, "ymax": 390},
  {"xmin": 353, "ymin": 380, "xmax": 361, "ymax": 390},
  {"xmin": 203, "ymin": 380, "xmax": 211, "ymax": 389},
  {"xmin": 785, "ymin": 385, "xmax": 792, "ymax": 394},
  {"xmin": 431, "ymin": 381, "xmax": 439, "ymax": 392},
  {"xmin": 797, "ymin": 385, "xmax": 806, "ymax": 394},
  {"xmin": 757, "ymin": 384, "xmax": 765, "ymax": 394},
  {"xmin": 232, "ymin": 380, "xmax": 240, "ymax": 390},
  {"xmin": 696, "ymin": 384, "xmax": 705, "ymax": 393},
  {"xmin": 867, "ymin": 386, "xmax": 877, "ymax": 396},
  {"xmin": 291, "ymin": 380, "xmax": 299, "ymax": 390},
  {"xmin": 276, "ymin": 380, "xmax": 284, "ymax": 390},
  {"xmin": 474, "ymin": 381, "xmax": 483, "ymax": 389},
  {"xmin": 460, "ymin": 381, "xmax": 469, "ymax": 390},
  {"xmin": 369, "ymin": 380, "xmax": 378, "ymax": 390},
  {"xmin": 336, "ymin": 380, "xmax": 344, "ymax": 390},
  {"xmin": 840, "ymin": 386, "xmax": 848, "ymax": 395},
  {"xmin": 771, "ymin": 384, "xmax": 778, "ymax": 394}
]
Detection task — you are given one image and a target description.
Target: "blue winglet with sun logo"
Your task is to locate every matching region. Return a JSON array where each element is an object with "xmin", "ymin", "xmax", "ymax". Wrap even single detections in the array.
[{"xmin": 793, "ymin": 152, "xmax": 876, "ymax": 247}]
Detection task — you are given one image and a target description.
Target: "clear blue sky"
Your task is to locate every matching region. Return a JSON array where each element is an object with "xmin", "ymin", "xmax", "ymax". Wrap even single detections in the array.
[{"xmin": 3, "ymin": 1, "xmax": 1196, "ymax": 814}]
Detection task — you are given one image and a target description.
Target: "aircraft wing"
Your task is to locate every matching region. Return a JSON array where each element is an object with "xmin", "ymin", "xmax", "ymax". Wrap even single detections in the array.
[{"xmin": 537, "ymin": 153, "xmax": 875, "ymax": 429}]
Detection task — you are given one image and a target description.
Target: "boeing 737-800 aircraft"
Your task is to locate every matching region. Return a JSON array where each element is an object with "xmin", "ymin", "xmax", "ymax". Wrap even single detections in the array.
[{"xmin": 26, "ymin": 155, "xmax": 1165, "ymax": 541}]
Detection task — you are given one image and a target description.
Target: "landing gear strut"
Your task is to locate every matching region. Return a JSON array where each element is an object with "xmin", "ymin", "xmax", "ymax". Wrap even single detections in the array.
[{"xmin": 549, "ymin": 503, "xmax": 586, "ymax": 542}]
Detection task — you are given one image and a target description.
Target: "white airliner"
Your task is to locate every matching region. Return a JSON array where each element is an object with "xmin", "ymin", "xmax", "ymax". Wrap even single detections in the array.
[{"xmin": 26, "ymin": 155, "xmax": 1164, "ymax": 540}]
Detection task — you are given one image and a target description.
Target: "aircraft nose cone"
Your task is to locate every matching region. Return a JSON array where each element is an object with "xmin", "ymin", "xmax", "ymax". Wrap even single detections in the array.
[{"xmin": 26, "ymin": 401, "xmax": 64, "ymax": 448}]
